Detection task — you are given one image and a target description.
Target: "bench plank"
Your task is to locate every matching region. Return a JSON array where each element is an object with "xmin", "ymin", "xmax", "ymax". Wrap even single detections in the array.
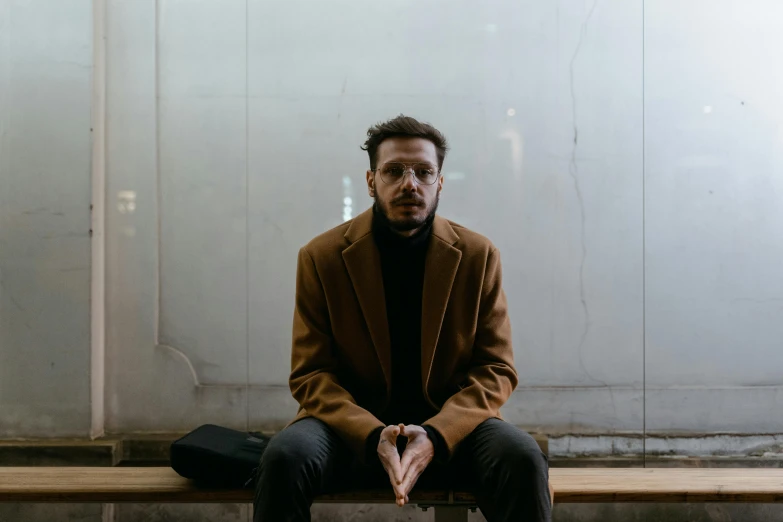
[{"xmin": 1, "ymin": 467, "xmax": 782, "ymax": 504}]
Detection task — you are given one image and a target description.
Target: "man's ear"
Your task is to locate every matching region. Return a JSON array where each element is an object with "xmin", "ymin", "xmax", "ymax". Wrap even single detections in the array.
[{"xmin": 366, "ymin": 170, "xmax": 375, "ymax": 197}]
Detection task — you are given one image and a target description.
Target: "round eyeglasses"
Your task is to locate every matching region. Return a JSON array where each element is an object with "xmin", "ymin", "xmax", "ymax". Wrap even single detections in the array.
[{"xmin": 373, "ymin": 162, "xmax": 440, "ymax": 186}]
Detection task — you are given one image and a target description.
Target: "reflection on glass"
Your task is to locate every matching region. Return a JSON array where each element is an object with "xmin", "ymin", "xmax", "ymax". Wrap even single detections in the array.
[
  {"xmin": 117, "ymin": 190, "xmax": 136, "ymax": 214},
  {"xmin": 342, "ymin": 176, "xmax": 353, "ymax": 221},
  {"xmin": 499, "ymin": 129, "xmax": 523, "ymax": 179}
]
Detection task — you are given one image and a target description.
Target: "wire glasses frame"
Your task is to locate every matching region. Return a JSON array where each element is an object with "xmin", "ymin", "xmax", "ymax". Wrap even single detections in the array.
[{"xmin": 373, "ymin": 162, "xmax": 440, "ymax": 186}]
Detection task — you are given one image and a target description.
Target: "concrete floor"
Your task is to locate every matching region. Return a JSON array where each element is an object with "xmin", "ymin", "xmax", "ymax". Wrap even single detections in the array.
[{"xmin": 3, "ymin": 502, "xmax": 783, "ymax": 521}]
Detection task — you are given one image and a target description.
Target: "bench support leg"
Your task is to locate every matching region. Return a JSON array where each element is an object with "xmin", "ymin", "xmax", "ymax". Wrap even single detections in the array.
[{"xmin": 433, "ymin": 506, "xmax": 469, "ymax": 522}]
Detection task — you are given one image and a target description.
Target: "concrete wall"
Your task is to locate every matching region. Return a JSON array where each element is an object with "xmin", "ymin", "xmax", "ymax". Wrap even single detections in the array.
[
  {"xmin": 1, "ymin": 0, "xmax": 783, "ymax": 445},
  {"xmin": 0, "ymin": 0, "xmax": 93, "ymax": 438}
]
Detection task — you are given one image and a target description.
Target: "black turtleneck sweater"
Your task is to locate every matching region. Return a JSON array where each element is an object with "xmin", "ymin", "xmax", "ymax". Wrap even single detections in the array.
[{"xmin": 365, "ymin": 209, "xmax": 447, "ymax": 463}]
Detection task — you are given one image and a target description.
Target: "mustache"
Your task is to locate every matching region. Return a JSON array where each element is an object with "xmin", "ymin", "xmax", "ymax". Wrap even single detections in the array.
[{"xmin": 392, "ymin": 195, "xmax": 425, "ymax": 206}]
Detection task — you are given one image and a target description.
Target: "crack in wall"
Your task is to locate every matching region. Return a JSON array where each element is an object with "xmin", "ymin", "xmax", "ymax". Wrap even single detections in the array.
[{"xmin": 569, "ymin": 0, "xmax": 601, "ymax": 385}]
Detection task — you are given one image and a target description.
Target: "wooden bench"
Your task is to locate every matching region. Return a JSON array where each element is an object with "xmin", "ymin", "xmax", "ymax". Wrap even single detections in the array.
[{"xmin": 2, "ymin": 467, "xmax": 783, "ymax": 522}]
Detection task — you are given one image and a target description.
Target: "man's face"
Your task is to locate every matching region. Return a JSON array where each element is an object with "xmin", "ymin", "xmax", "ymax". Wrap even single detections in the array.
[{"xmin": 366, "ymin": 137, "xmax": 444, "ymax": 236}]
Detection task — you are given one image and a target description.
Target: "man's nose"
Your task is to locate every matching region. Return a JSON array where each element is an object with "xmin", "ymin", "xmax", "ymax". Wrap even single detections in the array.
[{"xmin": 399, "ymin": 169, "xmax": 418, "ymax": 192}]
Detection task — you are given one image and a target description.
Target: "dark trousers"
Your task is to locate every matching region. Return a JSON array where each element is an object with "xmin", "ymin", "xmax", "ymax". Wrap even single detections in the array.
[{"xmin": 253, "ymin": 417, "xmax": 551, "ymax": 522}]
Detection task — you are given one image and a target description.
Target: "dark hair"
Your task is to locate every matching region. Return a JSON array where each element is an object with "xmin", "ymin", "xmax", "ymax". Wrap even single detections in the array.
[{"xmin": 361, "ymin": 115, "xmax": 449, "ymax": 171}]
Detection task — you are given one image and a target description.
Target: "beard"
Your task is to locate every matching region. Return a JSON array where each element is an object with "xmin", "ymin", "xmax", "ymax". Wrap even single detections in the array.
[{"xmin": 373, "ymin": 190, "xmax": 440, "ymax": 233}]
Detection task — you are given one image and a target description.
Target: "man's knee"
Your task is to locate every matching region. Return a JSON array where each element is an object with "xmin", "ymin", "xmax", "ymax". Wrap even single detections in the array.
[
  {"xmin": 258, "ymin": 420, "xmax": 327, "ymax": 482},
  {"xmin": 253, "ymin": 421, "xmax": 337, "ymax": 520},
  {"xmin": 259, "ymin": 418, "xmax": 336, "ymax": 480},
  {"xmin": 507, "ymin": 440, "xmax": 548, "ymax": 481},
  {"xmin": 490, "ymin": 428, "xmax": 548, "ymax": 485},
  {"xmin": 259, "ymin": 438, "xmax": 304, "ymax": 479}
]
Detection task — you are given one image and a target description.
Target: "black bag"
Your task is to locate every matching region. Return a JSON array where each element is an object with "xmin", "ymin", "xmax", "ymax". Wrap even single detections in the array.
[{"xmin": 170, "ymin": 424, "xmax": 271, "ymax": 488}]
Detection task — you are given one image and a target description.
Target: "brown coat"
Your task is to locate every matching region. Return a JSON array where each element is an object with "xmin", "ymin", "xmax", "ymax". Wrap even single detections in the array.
[{"xmin": 289, "ymin": 207, "xmax": 518, "ymax": 460}]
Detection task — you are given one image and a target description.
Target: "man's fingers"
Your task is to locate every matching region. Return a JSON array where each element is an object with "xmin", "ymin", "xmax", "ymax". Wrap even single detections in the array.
[
  {"xmin": 396, "ymin": 459, "xmax": 421, "ymax": 507},
  {"xmin": 386, "ymin": 467, "xmax": 405, "ymax": 498},
  {"xmin": 382, "ymin": 425, "xmax": 401, "ymax": 443},
  {"xmin": 390, "ymin": 455, "xmax": 403, "ymax": 486},
  {"xmin": 390, "ymin": 424, "xmax": 403, "ymax": 445},
  {"xmin": 402, "ymin": 456, "xmax": 422, "ymax": 487},
  {"xmin": 379, "ymin": 425, "xmax": 403, "ymax": 484},
  {"xmin": 383, "ymin": 424, "xmax": 432, "ymax": 506},
  {"xmin": 400, "ymin": 424, "xmax": 420, "ymax": 441},
  {"xmin": 380, "ymin": 446, "xmax": 404, "ymax": 485},
  {"xmin": 399, "ymin": 447, "xmax": 414, "ymax": 477},
  {"xmin": 392, "ymin": 472, "xmax": 406, "ymax": 507},
  {"xmin": 400, "ymin": 462, "xmax": 423, "ymax": 498},
  {"xmin": 379, "ymin": 425, "xmax": 409, "ymax": 505},
  {"xmin": 382, "ymin": 458, "xmax": 406, "ymax": 502},
  {"xmin": 399, "ymin": 429, "xmax": 431, "ymax": 480}
]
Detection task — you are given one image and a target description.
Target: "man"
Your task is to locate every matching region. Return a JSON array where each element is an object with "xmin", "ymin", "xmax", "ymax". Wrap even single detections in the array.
[{"xmin": 254, "ymin": 115, "xmax": 551, "ymax": 521}]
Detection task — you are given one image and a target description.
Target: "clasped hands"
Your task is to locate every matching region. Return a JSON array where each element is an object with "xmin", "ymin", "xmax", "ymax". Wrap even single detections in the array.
[{"xmin": 376, "ymin": 424, "xmax": 435, "ymax": 507}]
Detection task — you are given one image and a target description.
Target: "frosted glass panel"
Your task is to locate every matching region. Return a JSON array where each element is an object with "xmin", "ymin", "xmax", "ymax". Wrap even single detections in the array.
[
  {"xmin": 101, "ymin": 0, "xmax": 782, "ymax": 439},
  {"xmin": 644, "ymin": 0, "xmax": 783, "ymax": 433},
  {"xmin": 246, "ymin": 0, "xmax": 645, "ymax": 432},
  {"xmin": 157, "ymin": 0, "xmax": 248, "ymax": 384},
  {"xmin": 0, "ymin": 0, "xmax": 93, "ymax": 437}
]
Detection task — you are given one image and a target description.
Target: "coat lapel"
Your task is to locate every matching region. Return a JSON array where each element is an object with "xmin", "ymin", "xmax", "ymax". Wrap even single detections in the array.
[
  {"xmin": 421, "ymin": 216, "xmax": 462, "ymax": 395},
  {"xmin": 342, "ymin": 209, "xmax": 392, "ymax": 395}
]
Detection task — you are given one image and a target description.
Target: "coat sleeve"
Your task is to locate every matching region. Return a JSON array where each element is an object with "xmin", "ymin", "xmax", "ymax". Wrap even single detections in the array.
[
  {"xmin": 288, "ymin": 247, "xmax": 385, "ymax": 461},
  {"xmin": 423, "ymin": 247, "xmax": 518, "ymax": 459}
]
